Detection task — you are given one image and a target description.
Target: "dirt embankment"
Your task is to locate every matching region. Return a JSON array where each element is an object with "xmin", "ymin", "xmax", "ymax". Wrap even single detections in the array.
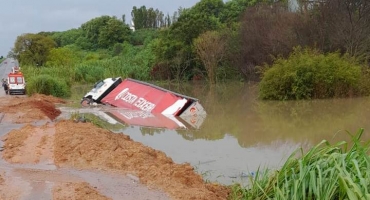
[
  {"xmin": 0, "ymin": 94, "xmax": 230, "ymax": 200},
  {"xmin": 0, "ymin": 94, "xmax": 65, "ymax": 123},
  {"xmin": 54, "ymin": 120, "xmax": 229, "ymax": 199}
]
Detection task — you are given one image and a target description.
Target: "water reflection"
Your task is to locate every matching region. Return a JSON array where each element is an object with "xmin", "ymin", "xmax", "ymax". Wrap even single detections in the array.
[
  {"xmin": 70, "ymin": 81, "xmax": 370, "ymax": 184},
  {"xmin": 113, "ymin": 126, "xmax": 304, "ymax": 185},
  {"xmin": 158, "ymin": 81, "xmax": 370, "ymax": 146}
]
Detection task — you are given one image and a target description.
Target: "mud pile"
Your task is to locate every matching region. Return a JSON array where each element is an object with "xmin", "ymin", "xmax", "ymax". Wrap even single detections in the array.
[
  {"xmin": 54, "ymin": 120, "xmax": 229, "ymax": 200},
  {"xmin": 0, "ymin": 94, "xmax": 230, "ymax": 199},
  {"xmin": 0, "ymin": 94, "xmax": 65, "ymax": 123}
]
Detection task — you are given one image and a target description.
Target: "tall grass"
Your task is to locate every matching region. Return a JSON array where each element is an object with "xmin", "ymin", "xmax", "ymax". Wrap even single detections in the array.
[
  {"xmin": 26, "ymin": 74, "xmax": 71, "ymax": 98},
  {"xmin": 22, "ymin": 65, "xmax": 75, "ymax": 83},
  {"xmin": 22, "ymin": 42, "xmax": 153, "ymax": 87},
  {"xmin": 230, "ymin": 129, "xmax": 370, "ymax": 200},
  {"xmin": 20, "ymin": 42, "xmax": 157, "ymax": 98}
]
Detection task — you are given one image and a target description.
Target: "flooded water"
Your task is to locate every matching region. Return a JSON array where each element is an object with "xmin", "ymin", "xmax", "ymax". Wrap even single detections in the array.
[{"xmin": 70, "ymin": 81, "xmax": 370, "ymax": 185}]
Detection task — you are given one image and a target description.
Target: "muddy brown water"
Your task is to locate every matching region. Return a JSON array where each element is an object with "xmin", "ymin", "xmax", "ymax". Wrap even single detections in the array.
[{"xmin": 55, "ymin": 82, "xmax": 370, "ymax": 185}]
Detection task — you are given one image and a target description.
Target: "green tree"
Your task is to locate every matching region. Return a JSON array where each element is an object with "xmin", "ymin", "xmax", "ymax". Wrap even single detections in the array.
[
  {"xmin": 81, "ymin": 15, "xmax": 111, "ymax": 49},
  {"xmin": 80, "ymin": 16, "xmax": 130, "ymax": 50},
  {"xmin": 220, "ymin": 0, "xmax": 251, "ymax": 23},
  {"xmin": 151, "ymin": 0, "xmax": 225, "ymax": 80},
  {"xmin": 51, "ymin": 29, "xmax": 83, "ymax": 47},
  {"xmin": 131, "ymin": 6, "xmax": 147, "ymax": 30},
  {"xmin": 46, "ymin": 46, "xmax": 80, "ymax": 67},
  {"xmin": 98, "ymin": 17, "xmax": 131, "ymax": 48},
  {"xmin": 75, "ymin": 36, "xmax": 93, "ymax": 50},
  {"xmin": 191, "ymin": 0, "xmax": 225, "ymax": 18},
  {"xmin": 12, "ymin": 33, "xmax": 56, "ymax": 66},
  {"xmin": 131, "ymin": 6, "xmax": 167, "ymax": 30}
]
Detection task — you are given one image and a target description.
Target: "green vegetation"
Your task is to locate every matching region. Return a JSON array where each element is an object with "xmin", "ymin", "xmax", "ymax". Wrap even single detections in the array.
[
  {"xmin": 230, "ymin": 129, "xmax": 370, "ymax": 199},
  {"xmin": 26, "ymin": 74, "xmax": 71, "ymax": 98},
  {"xmin": 259, "ymin": 48, "xmax": 363, "ymax": 100},
  {"xmin": 7, "ymin": 0, "xmax": 370, "ymax": 99},
  {"xmin": 70, "ymin": 112, "xmax": 125, "ymax": 130}
]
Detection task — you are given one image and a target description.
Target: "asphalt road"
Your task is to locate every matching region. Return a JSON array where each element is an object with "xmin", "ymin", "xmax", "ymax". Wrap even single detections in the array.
[{"xmin": 0, "ymin": 58, "xmax": 19, "ymax": 96}]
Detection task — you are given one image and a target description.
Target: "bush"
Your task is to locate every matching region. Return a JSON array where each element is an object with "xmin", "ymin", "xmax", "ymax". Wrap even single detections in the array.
[
  {"xmin": 259, "ymin": 48, "xmax": 362, "ymax": 100},
  {"xmin": 74, "ymin": 64, "xmax": 105, "ymax": 83},
  {"xmin": 358, "ymin": 68, "xmax": 370, "ymax": 96},
  {"xmin": 26, "ymin": 75, "xmax": 71, "ymax": 98}
]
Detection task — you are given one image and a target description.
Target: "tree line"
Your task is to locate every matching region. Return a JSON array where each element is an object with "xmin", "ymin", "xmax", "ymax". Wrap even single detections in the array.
[{"xmin": 8, "ymin": 0, "xmax": 370, "ymax": 86}]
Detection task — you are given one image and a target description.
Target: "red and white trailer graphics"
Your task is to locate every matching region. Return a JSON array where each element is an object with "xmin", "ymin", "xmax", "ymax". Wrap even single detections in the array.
[
  {"xmin": 80, "ymin": 78, "xmax": 206, "ymax": 129},
  {"xmin": 101, "ymin": 78, "xmax": 206, "ymax": 118}
]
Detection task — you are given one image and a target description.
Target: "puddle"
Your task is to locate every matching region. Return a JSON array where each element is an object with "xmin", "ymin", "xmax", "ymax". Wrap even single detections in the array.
[
  {"xmin": 21, "ymin": 181, "xmax": 53, "ymax": 200},
  {"xmin": 0, "ymin": 157, "xmax": 169, "ymax": 200},
  {"xmin": 0, "ymin": 123, "xmax": 24, "ymax": 137}
]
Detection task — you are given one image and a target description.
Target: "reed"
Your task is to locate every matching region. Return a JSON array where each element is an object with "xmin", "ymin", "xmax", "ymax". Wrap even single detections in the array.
[
  {"xmin": 230, "ymin": 129, "xmax": 370, "ymax": 200},
  {"xmin": 26, "ymin": 74, "xmax": 71, "ymax": 98}
]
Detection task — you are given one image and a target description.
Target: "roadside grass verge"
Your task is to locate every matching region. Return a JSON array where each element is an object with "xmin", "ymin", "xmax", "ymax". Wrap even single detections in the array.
[{"xmin": 229, "ymin": 128, "xmax": 370, "ymax": 200}]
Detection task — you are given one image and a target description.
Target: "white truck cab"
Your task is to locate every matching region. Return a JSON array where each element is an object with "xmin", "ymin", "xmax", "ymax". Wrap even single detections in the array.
[{"xmin": 81, "ymin": 77, "xmax": 122, "ymax": 106}]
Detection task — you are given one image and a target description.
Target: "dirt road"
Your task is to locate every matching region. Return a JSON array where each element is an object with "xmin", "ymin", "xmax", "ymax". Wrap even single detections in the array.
[{"xmin": 0, "ymin": 94, "xmax": 229, "ymax": 200}]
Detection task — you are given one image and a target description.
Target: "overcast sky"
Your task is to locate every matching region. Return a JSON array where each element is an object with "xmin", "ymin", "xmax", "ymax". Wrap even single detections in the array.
[{"xmin": 0, "ymin": 0, "xmax": 199, "ymax": 57}]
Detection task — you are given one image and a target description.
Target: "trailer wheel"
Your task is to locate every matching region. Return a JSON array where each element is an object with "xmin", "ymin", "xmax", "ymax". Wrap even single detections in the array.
[{"xmin": 81, "ymin": 98, "xmax": 92, "ymax": 107}]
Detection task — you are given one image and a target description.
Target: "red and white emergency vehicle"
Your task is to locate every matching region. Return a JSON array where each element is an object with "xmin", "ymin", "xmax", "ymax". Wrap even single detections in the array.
[{"xmin": 7, "ymin": 66, "xmax": 26, "ymax": 95}]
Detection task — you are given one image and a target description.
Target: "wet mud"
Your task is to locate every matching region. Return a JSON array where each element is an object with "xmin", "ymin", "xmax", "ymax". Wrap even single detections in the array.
[{"xmin": 0, "ymin": 94, "xmax": 229, "ymax": 200}]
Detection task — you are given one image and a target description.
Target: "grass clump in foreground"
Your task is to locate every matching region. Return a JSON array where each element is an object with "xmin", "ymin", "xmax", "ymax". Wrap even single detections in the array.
[{"xmin": 230, "ymin": 129, "xmax": 370, "ymax": 200}]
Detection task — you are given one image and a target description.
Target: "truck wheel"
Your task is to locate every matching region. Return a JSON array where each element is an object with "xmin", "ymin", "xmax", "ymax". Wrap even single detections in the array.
[{"xmin": 81, "ymin": 98, "xmax": 92, "ymax": 107}]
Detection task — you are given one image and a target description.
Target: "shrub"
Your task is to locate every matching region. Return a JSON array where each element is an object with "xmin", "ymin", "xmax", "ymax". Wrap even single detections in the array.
[
  {"xmin": 259, "ymin": 48, "xmax": 362, "ymax": 100},
  {"xmin": 26, "ymin": 75, "xmax": 71, "ymax": 98},
  {"xmin": 358, "ymin": 68, "xmax": 370, "ymax": 96}
]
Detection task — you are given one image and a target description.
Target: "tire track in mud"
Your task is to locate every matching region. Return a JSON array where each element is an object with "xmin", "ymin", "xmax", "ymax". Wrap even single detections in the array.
[
  {"xmin": 0, "ymin": 121, "xmax": 170, "ymax": 200},
  {"xmin": 0, "ymin": 113, "xmax": 4, "ymax": 124},
  {"xmin": 0, "ymin": 94, "xmax": 229, "ymax": 199}
]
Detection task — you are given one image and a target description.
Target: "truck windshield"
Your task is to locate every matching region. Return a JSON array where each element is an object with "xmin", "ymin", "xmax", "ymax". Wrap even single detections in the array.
[
  {"xmin": 9, "ymin": 77, "xmax": 15, "ymax": 84},
  {"xmin": 9, "ymin": 76, "xmax": 23, "ymax": 84},
  {"xmin": 17, "ymin": 77, "xmax": 23, "ymax": 84},
  {"xmin": 94, "ymin": 81, "xmax": 104, "ymax": 89}
]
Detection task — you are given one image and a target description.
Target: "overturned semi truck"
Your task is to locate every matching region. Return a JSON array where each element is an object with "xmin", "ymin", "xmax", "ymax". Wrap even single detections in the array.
[{"xmin": 81, "ymin": 78, "xmax": 206, "ymax": 129}]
